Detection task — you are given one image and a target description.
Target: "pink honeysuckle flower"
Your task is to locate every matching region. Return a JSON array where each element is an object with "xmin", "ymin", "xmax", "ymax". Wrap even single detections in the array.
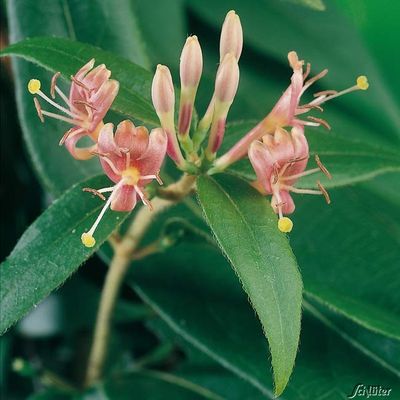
[
  {"xmin": 27, "ymin": 59, "xmax": 119, "ymax": 160},
  {"xmin": 248, "ymin": 126, "xmax": 331, "ymax": 233},
  {"xmin": 80, "ymin": 120, "xmax": 167, "ymax": 247},
  {"xmin": 213, "ymin": 51, "xmax": 369, "ymax": 170}
]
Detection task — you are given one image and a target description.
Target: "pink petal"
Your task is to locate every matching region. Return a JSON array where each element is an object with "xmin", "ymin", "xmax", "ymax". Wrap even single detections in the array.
[
  {"xmin": 74, "ymin": 58, "xmax": 95, "ymax": 81},
  {"xmin": 111, "ymin": 185, "xmax": 137, "ymax": 211},
  {"xmin": 98, "ymin": 123, "xmax": 117, "ymax": 154},
  {"xmin": 284, "ymin": 126, "xmax": 309, "ymax": 184},
  {"xmin": 271, "ymin": 190, "xmax": 295, "ymax": 214},
  {"xmin": 268, "ymin": 128, "xmax": 295, "ymax": 166},
  {"xmin": 89, "ymin": 80, "xmax": 119, "ymax": 130},
  {"xmin": 114, "ymin": 120, "xmax": 137, "ymax": 149},
  {"xmin": 268, "ymin": 52, "xmax": 304, "ymax": 126},
  {"xmin": 137, "ymin": 128, "xmax": 167, "ymax": 176},
  {"xmin": 84, "ymin": 64, "xmax": 111, "ymax": 90},
  {"xmin": 64, "ymin": 129, "xmax": 96, "ymax": 160},
  {"xmin": 248, "ymin": 140, "xmax": 274, "ymax": 193},
  {"xmin": 114, "ymin": 121, "xmax": 150, "ymax": 161}
]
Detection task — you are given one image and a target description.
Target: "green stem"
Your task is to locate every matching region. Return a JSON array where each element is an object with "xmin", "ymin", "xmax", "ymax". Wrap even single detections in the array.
[{"xmin": 84, "ymin": 174, "xmax": 196, "ymax": 387}]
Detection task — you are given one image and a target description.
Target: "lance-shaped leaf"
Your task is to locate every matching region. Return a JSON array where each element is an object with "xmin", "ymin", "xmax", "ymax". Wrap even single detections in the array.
[
  {"xmin": 0, "ymin": 175, "xmax": 129, "ymax": 334},
  {"xmin": 197, "ymin": 174, "xmax": 302, "ymax": 396}
]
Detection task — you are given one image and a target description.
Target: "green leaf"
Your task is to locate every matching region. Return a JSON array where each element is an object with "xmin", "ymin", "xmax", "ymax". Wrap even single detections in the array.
[
  {"xmin": 0, "ymin": 175, "xmax": 129, "ymax": 334},
  {"xmin": 220, "ymin": 121, "xmax": 400, "ymax": 189},
  {"xmin": 88, "ymin": 370, "xmax": 223, "ymax": 400},
  {"xmin": 131, "ymin": 241, "xmax": 400, "ymax": 399},
  {"xmin": 1, "ymin": 37, "xmax": 157, "ymax": 126},
  {"xmin": 5, "ymin": 0, "xmax": 153, "ymax": 194},
  {"xmin": 283, "ymin": 0, "xmax": 326, "ymax": 11},
  {"xmin": 197, "ymin": 174, "xmax": 302, "ymax": 395},
  {"xmin": 292, "ymin": 183, "xmax": 400, "ymax": 340}
]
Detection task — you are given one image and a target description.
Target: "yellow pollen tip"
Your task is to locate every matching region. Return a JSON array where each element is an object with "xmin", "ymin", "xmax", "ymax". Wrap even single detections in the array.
[
  {"xmin": 81, "ymin": 232, "xmax": 96, "ymax": 248},
  {"xmin": 28, "ymin": 79, "xmax": 41, "ymax": 94},
  {"xmin": 356, "ymin": 75, "xmax": 369, "ymax": 90},
  {"xmin": 122, "ymin": 167, "xmax": 140, "ymax": 186},
  {"xmin": 278, "ymin": 217, "xmax": 293, "ymax": 233}
]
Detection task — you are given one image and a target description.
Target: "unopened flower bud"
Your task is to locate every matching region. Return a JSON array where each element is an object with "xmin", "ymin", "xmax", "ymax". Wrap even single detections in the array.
[
  {"xmin": 151, "ymin": 65, "xmax": 185, "ymax": 166},
  {"xmin": 220, "ymin": 10, "xmax": 243, "ymax": 61},
  {"xmin": 180, "ymin": 36, "xmax": 203, "ymax": 89},
  {"xmin": 178, "ymin": 36, "xmax": 203, "ymax": 140},
  {"xmin": 152, "ymin": 64, "xmax": 175, "ymax": 114},
  {"xmin": 215, "ymin": 53, "xmax": 240, "ymax": 104},
  {"xmin": 206, "ymin": 54, "xmax": 240, "ymax": 158}
]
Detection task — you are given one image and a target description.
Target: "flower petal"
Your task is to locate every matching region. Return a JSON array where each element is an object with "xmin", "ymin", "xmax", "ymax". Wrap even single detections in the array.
[
  {"xmin": 284, "ymin": 125, "xmax": 309, "ymax": 184},
  {"xmin": 137, "ymin": 128, "xmax": 167, "ymax": 176},
  {"xmin": 111, "ymin": 184, "xmax": 137, "ymax": 211},
  {"xmin": 248, "ymin": 140, "xmax": 274, "ymax": 193},
  {"xmin": 64, "ymin": 129, "xmax": 96, "ymax": 160},
  {"xmin": 89, "ymin": 79, "xmax": 119, "ymax": 130},
  {"xmin": 271, "ymin": 190, "xmax": 295, "ymax": 215}
]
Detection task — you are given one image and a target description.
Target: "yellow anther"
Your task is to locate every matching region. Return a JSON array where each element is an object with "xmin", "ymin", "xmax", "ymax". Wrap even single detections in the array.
[
  {"xmin": 278, "ymin": 217, "xmax": 293, "ymax": 233},
  {"xmin": 81, "ymin": 232, "xmax": 96, "ymax": 248},
  {"xmin": 12, "ymin": 358, "xmax": 25, "ymax": 372},
  {"xmin": 356, "ymin": 75, "xmax": 369, "ymax": 90},
  {"xmin": 28, "ymin": 79, "xmax": 41, "ymax": 94},
  {"xmin": 122, "ymin": 167, "xmax": 140, "ymax": 185}
]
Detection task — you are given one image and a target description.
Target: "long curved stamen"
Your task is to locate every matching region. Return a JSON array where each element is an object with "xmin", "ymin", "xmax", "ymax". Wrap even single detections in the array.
[
  {"xmin": 273, "ymin": 189, "xmax": 293, "ymax": 233},
  {"xmin": 301, "ymin": 69, "xmax": 328, "ymax": 94},
  {"xmin": 280, "ymin": 167, "xmax": 320, "ymax": 181},
  {"xmin": 36, "ymin": 89, "xmax": 84, "ymax": 119},
  {"xmin": 134, "ymin": 185, "xmax": 153, "ymax": 209},
  {"xmin": 82, "ymin": 187, "xmax": 106, "ymax": 201},
  {"xmin": 317, "ymin": 180, "xmax": 331, "ymax": 204},
  {"xmin": 99, "ymin": 156, "xmax": 121, "ymax": 176},
  {"xmin": 81, "ymin": 180, "xmax": 124, "ymax": 247},
  {"xmin": 40, "ymin": 109, "xmax": 86, "ymax": 126},
  {"xmin": 280, "ymin": 184, "xmax": 322, "ymax": 195},
  {"xmin": 140, "ymin": 174, "xmax": 163, "ymax": 185},
  {"xmin": 310, "ymin": 76, "xmax": 369, "ymax": 107}
]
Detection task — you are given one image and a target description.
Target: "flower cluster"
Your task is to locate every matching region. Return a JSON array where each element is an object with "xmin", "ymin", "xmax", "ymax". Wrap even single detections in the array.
[
  {"xmin": 28, "ymin": 9, "xmax": 368, "ymax": 243},
  {"xmin": 28, "ymin": 62, "xmax": 167, "ymax": 247}
]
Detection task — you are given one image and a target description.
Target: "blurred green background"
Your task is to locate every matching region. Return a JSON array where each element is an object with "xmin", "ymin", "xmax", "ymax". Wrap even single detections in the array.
[{"xmin": 1, "ymin": 0, "xmax": 399, "ymax": 399}]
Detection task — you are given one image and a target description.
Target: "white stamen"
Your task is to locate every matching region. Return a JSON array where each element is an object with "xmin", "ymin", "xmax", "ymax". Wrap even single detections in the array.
[
  {"xmin": 301, "ymin": 69, "xmax": 328, "ymax": 94},
  {"xmin": 134, "ymin": 185, "xmax": 152, "ymax": 209},
  {"xmin": 41, "ymin": 110, "xmax": 87, "ymax": 127},
  {"xmin": 97, "ymin": 187, "xmax": 116, "ymax": 193},
  {"xmin": 280, "ymin": 184, "xmax": 322, "ymax": 195},
  {"xmin": 55, "ymin": 86, "xmax": 79, "ymax": 112},
  {"xmin": 310, "ymin": 85, "xmax": 359, "ymax": 107},
  {"xmin": 293, "ymin": 119, "xmax": 320, "ymax": 127},
  {"xmin": 280, "ymin": 167, "xmax": 320, "ymax": 181},
  {"xmin": 273, "ymin": 189, "xmax": 284, "ymax": 219},
  {"xmin": 140, "ymin": 174, "xmax": 163, "ymax": 185},
  {"xmin": 87, "ymin": 181, "xmax": 123, "ymax": 237},
  {"xmin": 100, "ymin": 156, "xmax": 121, "ymax": 176},
  {"xmin": 37, "ymin": 90, "xmax": 84, "ymax": 119}
]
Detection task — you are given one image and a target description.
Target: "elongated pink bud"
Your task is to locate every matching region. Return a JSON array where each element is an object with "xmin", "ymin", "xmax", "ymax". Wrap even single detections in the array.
[
  {"xmin": 220, "ymin": 10, "xmax": 243, "ymax": 61},
  {"xmin": 151, "ymin": 65, "xmax": 185, "ymax": 166},
  {"xmin": 215, "ymin": 53, "xmax": 240, "ymax": 104},
  {"xmin": 152, "ymin": 64, "xmax": 175, "ymax": 114},
  {"xmin": 178, "ymin": 36, "xmax": 203, "ymax": 138},
  {"xmin": 206, "ymin": 53, "xmax": 239, "ymax": 157},
  {"xmin": 180, "ymin": 35, "xmax": 203, "ymax": 89}
]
